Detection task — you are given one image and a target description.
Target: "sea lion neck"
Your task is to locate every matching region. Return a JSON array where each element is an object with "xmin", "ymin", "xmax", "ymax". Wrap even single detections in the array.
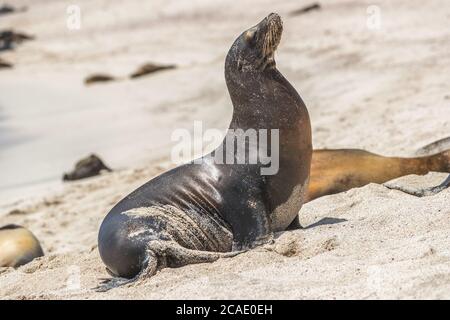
[{"xmin": 227, "ymin": 68, "xmax": 284, "ymax": 129}]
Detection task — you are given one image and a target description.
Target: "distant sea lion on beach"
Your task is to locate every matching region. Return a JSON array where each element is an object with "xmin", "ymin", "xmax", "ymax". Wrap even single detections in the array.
[
  {"xmin": 0, "ymin": 57, "xmax": 12, "ymax": 69},
  {"xmin": 289, "ymin": 3, "xmax": 321, "ymax": 16},
  {"xmin": 63, "ymin": 154, "xmax": 112, "ymax": 181},
  {"xmin": 97, "ymin": 13, "xmax": 312, "ymax": 290},
  {"xmin": 0, "ymin": 225, "xmax": 44, "ymax": 268},
  {"xmin": 129, "ymin": 62, "xmax": 176, "ymax": 79},
  {"xmin": 0, "ymin": 4, "xmax": 15, "ymax": 15},
  {"xmin": 84, "ymin": 74, "xmax": 115, "ymax": 85},
  {"xmin": 0, "ymin": 30, "xmax": 34, "ymax": 52},
  {"xmin": 306, "ymin": 148, "xmax": 450, "ymax": 202},
  {"xmin": 84, "ymin": 62, "xmax": 176, "ymax": 85},
  {"xmin": 0, "ymin": 4, "xmax": 27, "ymax": 16}
]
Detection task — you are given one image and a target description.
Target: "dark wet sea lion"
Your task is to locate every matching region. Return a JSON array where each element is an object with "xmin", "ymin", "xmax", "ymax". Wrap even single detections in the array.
[
  {"xmin": 97, "ymin": 13, "xmax": 311, "ymax": 288},
  {"xmin": 306, "ymin": 148, "xmax": 450, "ymax": 202},
  {"xmin": 63, "ymin": 154, "xmax": 112, "ymax": 181},
  {"xmin": 0, "ymin": 5, "xmax": 26, "ymax": 16},
  {"xmin": 0, "ymin": 225, "xmax": 44, "ymax": 268},
  {"xmin": 0, "ymin": 5, "xmax": 15, "ymax": 15},
  {"xmin": 0, "ymin": 30, "xmax": 34, "ymax": 52}
]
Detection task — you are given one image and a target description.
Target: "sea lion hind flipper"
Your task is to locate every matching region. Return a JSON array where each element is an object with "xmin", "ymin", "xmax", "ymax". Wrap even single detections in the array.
[
  {"xmin": 95, "ymin": 242, "xmax": 243, "ymax": 292},
  {"xmin": 384, "ymin": 174, "xmax": 450, "ymax": 197},
  {"xmin": 165, "ymin": 243, "xmax": 244, "ymax": 266},
  {"xmin": 94, "ymin": 276, "xmax": 135, "ymax": 292},
  {"xmin": 416, "ymin": 136, "xmax": 450, "ymax": 156},
  {"xmin": 95, "ymin": 250, "xmax": 158, "ymax": 292}
]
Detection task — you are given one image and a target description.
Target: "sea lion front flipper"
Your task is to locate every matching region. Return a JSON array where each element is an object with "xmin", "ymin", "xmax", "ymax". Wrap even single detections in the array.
[
  {"xmin": 285, "ymin": 216, "xmax": 303, "ymax": 230},
  {"xmin": 385, "ymin": 174, "xmax": 450, "ymax": 197},
  {"xmin": 232, "ymin": 229, "xmax": 274, "ymax": 251},
  {"xmin": 226, "ymin": 197, "xmax": 273, "ymax": 251},
  {"xmin": 162, "ymin": 242, "xmax": 245, "ymax": 271}
]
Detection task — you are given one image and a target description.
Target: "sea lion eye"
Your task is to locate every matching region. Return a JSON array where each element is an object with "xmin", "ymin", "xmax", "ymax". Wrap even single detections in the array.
[{"xmin": 244, "ymin": 29, "xmax": 257, "ymax": 45}]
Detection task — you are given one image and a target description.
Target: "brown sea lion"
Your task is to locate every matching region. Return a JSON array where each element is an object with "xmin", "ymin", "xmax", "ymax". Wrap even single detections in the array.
[
  {"xmin": 289, "ymin": 3, "xmax": 321, "ymax": 16},
  {"xmin": 84, "ymin": 74, "xmax": 115, "ymax": 85},
  {"xmin": 0, "ymin": 58, "xmax": 12, "ymax": 69},
  {"xmin": 97, "ymin": 13, "xmax": 311, "ymax": 290},
  {"xmin": 129, "ymin": 62, "xmax": 176, "ymax": 79},
  {"xmin": 0, "ymin": 225, "xmax": 44, "ymax": 268},
  {"xmin": 306, "ymin": 148, "xmax": 450, "ymax": 202}
]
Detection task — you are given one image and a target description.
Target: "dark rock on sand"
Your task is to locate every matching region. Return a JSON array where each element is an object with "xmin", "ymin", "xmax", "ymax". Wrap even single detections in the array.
[{"xmin": 63, "ymin": 154, "xmax": 112, "ymax": 181}]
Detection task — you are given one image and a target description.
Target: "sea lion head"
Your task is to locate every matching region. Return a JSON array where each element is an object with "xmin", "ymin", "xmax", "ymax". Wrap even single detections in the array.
[{"xmin": 225, "ymin": 13, "xmax": 283, "ymax": 75}]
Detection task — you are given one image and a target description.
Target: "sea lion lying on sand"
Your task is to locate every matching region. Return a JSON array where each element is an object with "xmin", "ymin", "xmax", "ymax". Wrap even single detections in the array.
[
  {"xmin": 0, "ymin": 225, "xmax": 44, "ymax": 268},
  {"xmin": 307, "ymin": 148, "xmax": 450, "ymax": 202},
  {"xmin": 63, "ymin": 154, "xmax": 112, "ymax": 181}
]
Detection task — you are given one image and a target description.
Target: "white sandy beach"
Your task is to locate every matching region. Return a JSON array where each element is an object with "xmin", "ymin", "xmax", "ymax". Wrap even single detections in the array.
[{"xmin": 0, "ymin": 0, "xmax": 449, "ymax": 299}]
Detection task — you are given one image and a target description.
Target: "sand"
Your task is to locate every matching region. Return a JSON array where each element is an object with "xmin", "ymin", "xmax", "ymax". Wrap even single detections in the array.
[{"xmin": 0, "ymin": 0, "xmax": 449, "ymax": 299}]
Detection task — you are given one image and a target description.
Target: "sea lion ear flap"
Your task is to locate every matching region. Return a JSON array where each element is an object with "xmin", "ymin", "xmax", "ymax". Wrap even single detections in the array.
[{"xmin": 244, "ymin": 28, "xmax": 256, "ymax": 45}]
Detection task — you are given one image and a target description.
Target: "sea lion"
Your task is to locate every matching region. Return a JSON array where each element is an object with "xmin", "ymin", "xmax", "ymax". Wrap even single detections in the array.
[
  {"xmin": 415, "ymin": 136, "xmax": 450, "ymax": 156},
  {"xmin": 129, "ymin": 62, "xmax": 176, "ymax": 79},
  {"xmin": 0, "ymin": 225, "xmax": 44, "ymax": 268},
  {"xmin": 84, "ymin": 74, "xmax": 115, "ymax": 85},
  {"xmin": 0, "ymin": 30, "xmax": 34, "ymax": 52},
  {"xmin": 63, "ymin": 154, "xmax": 112, "ymax": 181},
  {"xmin": 97, "ymin": 13, "xmax": 311, "ymax": 289},
  {"xmin": 0, "ymin": 4, "xmax": 26, "ymax": 16},
  {"xmin": 0, "ymin": 5, "xmax": 15, "ymax": 15},
  {"xmin": 289, "ymin": 3, "xmax": 321, "ymax": 16},
  {"xmin": 306, "ymin": 148, "xmax": 450, "ymax": 202},
  {"xmin": 0, "ymin": 57, "xmax": 12, "ymax": 69}
]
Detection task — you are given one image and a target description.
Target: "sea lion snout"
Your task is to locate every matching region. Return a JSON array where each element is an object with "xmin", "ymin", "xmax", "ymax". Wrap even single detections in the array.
[
  {"xmin": 266, "ymin": 13, "xmax": 283, "ymax": 30},
  {"xmin": 262, "ymin": 12, "xmax": 283, "ymax": 51}
]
